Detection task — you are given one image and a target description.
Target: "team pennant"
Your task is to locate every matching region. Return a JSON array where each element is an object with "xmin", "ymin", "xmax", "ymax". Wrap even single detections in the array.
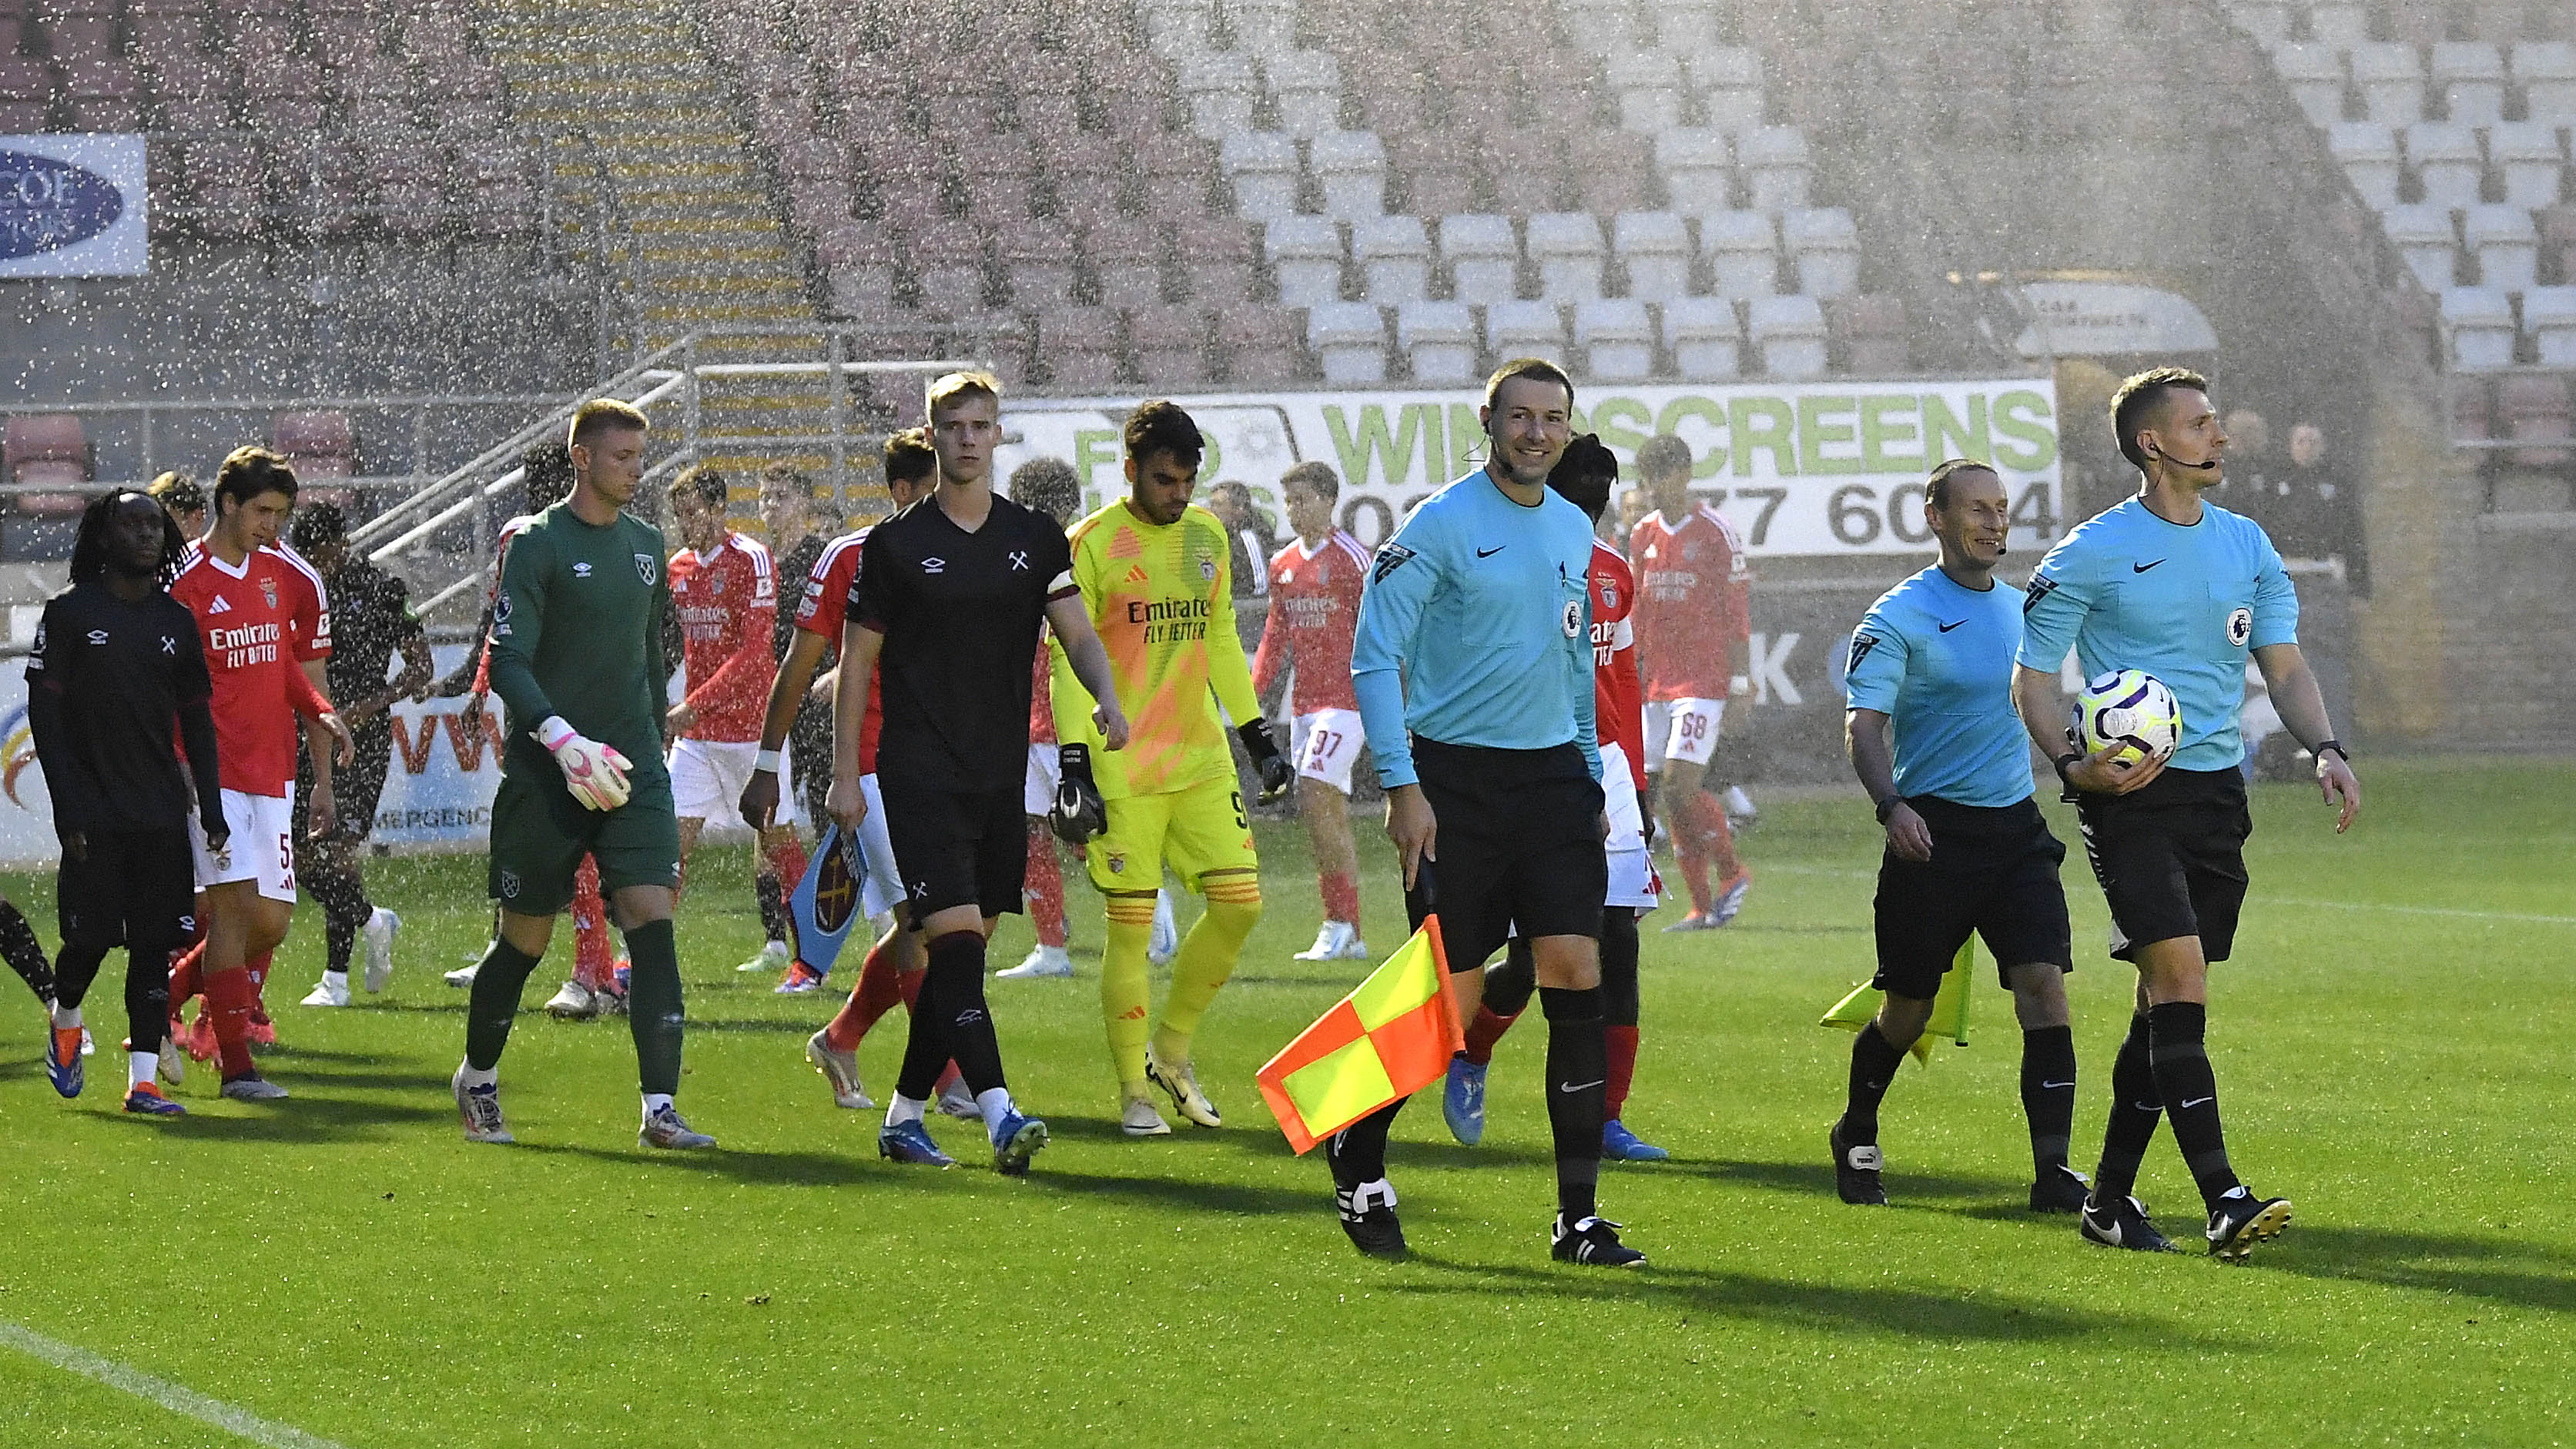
[
  {"xmin": 786, "ymin": 824, "xmax": 868, "ymax": 975},
  {"xmin": 1256, "ymin": 918, "xmax": 1462, "ymax": 1154},
  {"xmin": 1820, "ymin": 939, "xmax": 1974, "ymax": 1066}
]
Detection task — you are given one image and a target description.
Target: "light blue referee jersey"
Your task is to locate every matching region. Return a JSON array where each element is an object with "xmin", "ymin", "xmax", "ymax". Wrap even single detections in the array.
[
  {"xmin": 2017, "ymin": 496, "xmax": 2298, "ymax": 771},
  {"xmin": 1845, "ymin": 565, "xmax": 2036, "ymax": 808},
  {"xmin": 1351, "ymin": 469, "xmax": 1600, "ymax": 790}
]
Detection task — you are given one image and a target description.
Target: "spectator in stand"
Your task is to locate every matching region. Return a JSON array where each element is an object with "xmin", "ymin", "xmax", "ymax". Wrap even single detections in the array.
[
  {"xmin": 148, "ymin": 473, "xmax": 206, "ymax": 540},
  {"xmin": 2282, "ymin": 422, "xmax": 2367, "ymax": 597},
  {"xmin": 2215, "ymin": 408, "xmax": 2276, "ymax": 532},
  {"xmin": 1204, "ymin": 480, "xmax": 1278, "ymax": 652}
]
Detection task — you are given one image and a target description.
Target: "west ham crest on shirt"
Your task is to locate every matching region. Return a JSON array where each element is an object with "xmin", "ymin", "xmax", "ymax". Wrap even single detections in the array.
[{"xmin": 635, "ymin": 554, "xmax": 658, "ymax": 585}]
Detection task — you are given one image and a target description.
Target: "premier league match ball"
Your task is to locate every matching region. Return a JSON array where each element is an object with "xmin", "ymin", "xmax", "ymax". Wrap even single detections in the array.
[{"xmin": 2072, "ymin": 668, "xmax": 2182, "ymax": 768}]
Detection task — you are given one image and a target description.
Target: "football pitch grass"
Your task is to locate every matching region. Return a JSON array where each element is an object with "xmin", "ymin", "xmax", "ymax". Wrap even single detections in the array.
[{"xmin": 2, "ymin": 757, "xmax": 2570, "ymax": 1447}]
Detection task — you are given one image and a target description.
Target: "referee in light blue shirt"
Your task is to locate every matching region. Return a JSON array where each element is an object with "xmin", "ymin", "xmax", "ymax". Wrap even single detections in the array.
[
  {"xmin": 2012, "ymin": 366, "xmax": 2361, "ymax": 1264},
  {"xmin": 1323, "ymin": 359, "xmax": 1640, "ymax": 1270},
  {"xmin": 1835, "ymin": 459, "xmax": 2085, "ymax": 1216}
]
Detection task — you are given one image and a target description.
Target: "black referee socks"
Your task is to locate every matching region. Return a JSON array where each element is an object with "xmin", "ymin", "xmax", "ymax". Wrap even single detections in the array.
[
  {"xmin": 2018, "ymin": 1025, "xmax": 2078, "ymax": 1175},
  {"xmin": 1842, "ymin": 1022, "xmax": 1906, "ymax": 1146},
  {"xmin": 2147, "ymin": 1001, "xmax": 2242, "ymax": 1210},
  {"xmin": 1540, "ymin": 986, "xmax": 1608, "ymax": 1222},
  {"xmin": 2092, "ymin": 1012, "xmax": 2161, "ymax": 1203}
]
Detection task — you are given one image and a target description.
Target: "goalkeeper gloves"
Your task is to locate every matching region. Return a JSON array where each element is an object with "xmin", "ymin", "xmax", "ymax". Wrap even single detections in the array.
[
  {"xmin": 1238, "ymin": 721, "xmax": 1295, "ymax": 805},
  {"xmin": 1052, "ymin": 743, "xmax": 1107, "ymax": 845},
  {"xmin": 534, "ymin": 715, "xmax": 633, "ymax": 812}
]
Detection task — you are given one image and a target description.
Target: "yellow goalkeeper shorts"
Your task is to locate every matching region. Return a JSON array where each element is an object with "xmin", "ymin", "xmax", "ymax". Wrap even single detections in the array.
[{"xmin": 1085, "ymin": 778, "xmax": 1259, "ymax": 893}]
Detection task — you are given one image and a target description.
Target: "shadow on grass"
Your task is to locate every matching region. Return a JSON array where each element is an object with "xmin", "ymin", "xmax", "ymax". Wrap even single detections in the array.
[
  {"xmin": 514, "ymin": 1138, "xmax": 927, "ymax": 1191},
  {"xmin": 126, "ymin": 1093, "xmax": 452, "ymax": 1143},
  {"xmin": 1677, "ymin": 1155, "xmax": 2028, "ymax": 1204},
  {"xmin": 2262, "ymin": 1224, "xmax": 2576, "ymax": 1314},
  {"xmin": 1035, "ymin": 1166, "xmax": 1322, "ymax": 1217},
  {"xmin": 1383, "ymin": 1257, "xmax": 2223, "ymax": 1347}
]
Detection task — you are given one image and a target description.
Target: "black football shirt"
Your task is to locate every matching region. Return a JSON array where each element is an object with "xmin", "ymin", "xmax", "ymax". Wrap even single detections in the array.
[
  {"xmin": 850, "ymin": 492, "xmax": 1076, "ymax": 790},
  {"xmin": 24, "ymin": 581, "xmax": 222, "ymax": 832}
]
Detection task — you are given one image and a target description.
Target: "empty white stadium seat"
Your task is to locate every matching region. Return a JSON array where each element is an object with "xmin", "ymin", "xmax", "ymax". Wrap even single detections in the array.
[
  {"xmin": 1310, "ymin": 131, "xmax": 1386, "ymax": 221},
  {"xmin": 1352, "ymin": 215, "xmax": 1429, "ymax": 303},
  {"xmin": 2491, "ymin": 123, "xmax": 2567, "ymax": 210},
  {"xmin": 2432, "ymin": 43, "xmax": 2506, "ymax": 126},
  {"xmin": 1141, "ymin": 0, "xmax": 1213, "ymax": 51},
  {"xmin": 1223, "ymin": 131, "xmax": 1301, "ymax": 219},
  {"xmin": 1528, "ymin": 212, "xmax": 1607, "ymax": 300},
  {"xmin": 1485, "ymin": 300, "xmax": 1566, "ymax": 360},
  {"xmin": 1395, "ymin": 300, "xmax": 1477, "ymax": 383},
  {"xmin": 1439, "ymin": 214, "xmax": 1519, "ymax": 302},
  {"xmin": 1783, "ymin": 206, "xmax": 1859, "ymax": 299},
  {"xmin": 1687, "ymin": 49, "xmax": 1766, "ymax": 132},
  {"xmin": 1656, "ymin": 129, "xmax": 1732, "ymax": 212},
  {"xmin": 1658, "ymin": 0, "xmax": 1727, "ymax": 55},
  {"xmin": 2524, "ymin": 286, "xmax": 2576, "ymax": 366},
  {"xmin": 1265, "ymin": 216, "xmax": 1345, "ymax": 307},
  {"xmin": 2306, "ymin": 2, "xmax": 2367, "ymax": 48},
  {"xmin": 2229, "ymin": 2, "xmax": 2291, "ymax": 46},
  {"xmin": 2464, "ymin": 205, "xmax": 2538, "ymax": 293},
  {"xmin": 2328, "ymin": 122, "xmax": 2402, "ymax": 209},
  {"xmin": 1747, "ymin": 294, "xmax": 1827, "ymax": 380},
  {"xmin": 1574, "ymin": 299, "xmax": 1656, "ymax": 382},
  {"xmin": 2441, "ymin": 286, "xmax": 2516, "ymax": 369},
  {"xmin": 2513, "ymin": 42, "xmax": 2576, "ymax": 125},
  {"xmin": 1614, "ymin": 212, "xmax": 1693, "ymax": 302},
  {"xmin": 2404, "ymin": 122, "xmax": 2484, "ymax": 210},
  {"xmin": 1309, "ymin": 301, "xmax": 1389, "ymax": 384},
  {"xmin": 2382, "ymin": 203, "xmax": 2459, "ymax": 292},
  {"xmin": 1563, "ymin": 0, "xmax": 1633, "ymax": 56},
  {"xmin": 2272, "ymin": 43, "xmax": 2349, "ymax": 129},
  {"xmin": 1228, "ymin": 0, "xmax": 1297, "ymax": 53},
  {"xmin": 1737, "ymin": 126, "xmax": 1811, "ymax": 212},
  {"xmin": 1698, "ymin": 209, "xmax": 1778, "ymax": 298},
  {"xmin": 1662, "ymin": 297, "xmax": 1742, "ymax": 380},
  {"xmin": 2351, "ymin": 44, "xmax": 2425, "ymax": 127},
  {"xmin": 1181, "ymin": 53, "xmax": 1259, "ymax": 136},
  {"xmin": 1266, "ymin": 51, "xmax": 1342, "ymax": 139}
]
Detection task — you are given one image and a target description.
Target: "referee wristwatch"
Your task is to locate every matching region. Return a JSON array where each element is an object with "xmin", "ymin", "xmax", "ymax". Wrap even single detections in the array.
[
  {"xmin": 1872, "ymin": 794, "xmax": 1904, "ymax": 825},
  {"xmin": 2051, "ymin": 751, "xmax": 2084, "ymax": 802},
  {"xmin": 2311, "ymin": 738, "xmax": 2350, "ymax": 763}
]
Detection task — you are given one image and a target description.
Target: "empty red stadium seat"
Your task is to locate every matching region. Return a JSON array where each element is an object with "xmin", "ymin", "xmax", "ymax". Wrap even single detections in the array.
[
  {"xmin": 1569, "ymin": 130, "xmax": 1656, "ymax": 214},
  {"xmin": 1130, "ymin": 306, "xmax": 1212, "ymax": 388},
  {"xmin": 273, "ymin": 411, "xmax": 357, "ymax": 479},
  {"xmin": 0, "ymin": 56, "xmax": 50, "ymax": 132},
  {"xmin": 1480, "ymin": 127, "xmax": 1566, "ymax": 214},
  {"xmin": 1226, "ymin": 306, "xmax": 1307, "ymax": 386},
  {"xmin": 911, "ymin": 219, "xmax": 990, "ymax": 315},
  {"xmin": 2452, "ymin": 376, "xmax": 2494, "ymax": 444},
  {"xmin": 1083, "ymin": 218, "xmax": 1165, "ymax": 311},
  {"xmin": 183, "ymin": 138, "xmax": 270, "ymax": 240},
  {"xmin": 819, "ymin": 219, "xmax": 899, "ymax": 317},
  {"xmin": 38, "ymin": 15, "xmax": 117, "ymax": 65},
  {"xmin": 60, "ymin": 58, "xmax": 143, "ymax": 130},
  {"xmin": 997, "ymin": 220, "xmax": 1077, "ymax": 309},
  {"xmin": 1385, "ymin": 133, "xmax": 1476, "ymax": 216},
  {"xmin": 1038, "ymin": 306, "xmax": 1122, "ymax": 393},
  {"xmin": 1831, "ymin": 293, "xmax": 1914, "ymax": 375},
  {"xmin": 961, "ymin": 133, "xmax": 1038, "ymax": 223},
  {"xmin": 2499, "ymin": 374, "xmax": 2573, "ymax": 467},
  {"xmin": 1175, "ymin": 216, "xmax": 1257, "ymax": 303},
  {"xmin": 5, "ymin": 414, "xmax": 91, "ymax": 517}
]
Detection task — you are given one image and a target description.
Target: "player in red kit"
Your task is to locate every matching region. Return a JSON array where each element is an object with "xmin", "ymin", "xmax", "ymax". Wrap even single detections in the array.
[
  {"xmin": 661, "ymin": 466, "xmax": 806, "ymax": 909},
  {"xmin": 166, "ymin": 448, "xmax": 353, "ymax": 1099},
  {"xmin": 1628, "ymin": 431, "xmax": 1753, "ymax": 931},
  {"xmin": 994, "ymin": 457, "xmax": 1083, "ymax": 981},
  {"xmin": 1250, "ymin": 460, "xmax": 1372, "ymax": 962},
  {"xmin": 1446, "ymin": 436, "xmax": 1669, "ymax": 1159}
]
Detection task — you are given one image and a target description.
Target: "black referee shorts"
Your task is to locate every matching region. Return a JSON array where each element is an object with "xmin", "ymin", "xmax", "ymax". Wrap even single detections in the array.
[
  {"xmin": 2074, "ymin": 766, "xmax": 2252, "ymax": 963},
  {"xmin": 298, "ymin": 724, "xmax": 393, "ymax": 845},
  {"xmin": 878, "ymin": 772, "xmax": 1027, "ymax": 929},
  {"xmin": 1404, "ymin": 738, "xmax": 1606, "ymax": 974},
  {"xmin": 789, "ymin": 714, "xmax": 832, "ymax": 833},
  {"xmin": 1871, "ymin": 795, "xmax": 2072, "ymax": 1000},
  {"xmin": 56, "ymin": 827, "xmax": 195, "ymax": 956}
]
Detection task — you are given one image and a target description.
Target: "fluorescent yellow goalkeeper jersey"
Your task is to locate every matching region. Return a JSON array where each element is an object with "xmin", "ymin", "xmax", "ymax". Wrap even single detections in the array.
[{"xmin": 1050, "ymin": 499, "xmax": 1262, "ymax": 799}]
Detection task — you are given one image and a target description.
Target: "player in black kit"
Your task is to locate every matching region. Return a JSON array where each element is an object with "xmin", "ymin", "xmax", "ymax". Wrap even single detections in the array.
[{"xmin": 25, "ymin": 490, "xmax": 229, "ymax": 1113}]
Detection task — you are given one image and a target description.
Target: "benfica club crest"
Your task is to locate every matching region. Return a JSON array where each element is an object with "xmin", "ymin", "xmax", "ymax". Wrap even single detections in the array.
[
  {"xmin": 634, "ymin": 554, "xmax": 658, "ymax": 585},
  {"xmin": 260, "ymin": 577, "xmax": 278, "ymax": 609}
]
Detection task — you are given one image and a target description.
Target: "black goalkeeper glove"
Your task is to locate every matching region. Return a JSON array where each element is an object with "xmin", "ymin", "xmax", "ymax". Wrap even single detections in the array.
[
  {"xmin": 1052, "ymin": 742, "xmax": 1107, "ymax": 845},
  {"xmin": 1238, "ymin": 721, "xmax": 1295, "ymax": 804},
  {"xmin": 1637, "ymin": 794, "xmax": 1656, "ymax": 849}
]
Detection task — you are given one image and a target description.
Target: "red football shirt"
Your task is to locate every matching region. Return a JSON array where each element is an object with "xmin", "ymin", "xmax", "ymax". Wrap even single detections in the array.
[
  {"xmin": 671, "ymin": 531, "xmax": 777, "ymax": 743},
  {"xmin": 1251, "ymin": 530, "xmax": 1367, "ymax": 715},
  {"xmin": 1589, "ymin": 540, "xmax": 1648, "ymax": 798},
  {"xmin": 1030, "ymin": 631, "xmax": 1056, "ymax": 747},
  {"xmin": 794, "ymin": 528, "xmax": 883, "ymax": 772},
  {"xmin": 171, "ymin": 546, "xmax": 304, "ymax": 797},
  {"xmin": 1628, "ymin": 504, "xmax": 1750, "ymax": 702}
]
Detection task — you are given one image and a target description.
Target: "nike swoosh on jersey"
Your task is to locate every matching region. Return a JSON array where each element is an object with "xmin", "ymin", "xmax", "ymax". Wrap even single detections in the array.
[
  {"xmin": 2132, "ymin": 559, "xmax": 2166, "ymax": 573},
  {"xmin": 1938, "ymin": 619, "xmax": 1965, "ymax": 632},
  {"xmin": 1476, "ymin": 545, "xmax": 1506, "ymax": 557}
]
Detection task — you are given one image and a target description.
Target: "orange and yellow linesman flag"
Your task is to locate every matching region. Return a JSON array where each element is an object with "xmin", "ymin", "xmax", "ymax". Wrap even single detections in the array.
[
  {"xmin": 1256, "ymin": 918, "xmax": 1462, "ymax": 1154},
  {"xmin": 1820, "ymin": 939, "xmax": 1974, "ymax": 1066}
]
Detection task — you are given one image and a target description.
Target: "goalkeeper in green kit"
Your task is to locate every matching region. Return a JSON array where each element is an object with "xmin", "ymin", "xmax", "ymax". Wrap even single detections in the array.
[{"xmin": 451, "ymin": 400, "xmax": 715, "ymax": 1151}]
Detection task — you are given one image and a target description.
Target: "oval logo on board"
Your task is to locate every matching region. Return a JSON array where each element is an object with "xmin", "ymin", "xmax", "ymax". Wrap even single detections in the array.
[{"xmin": 0, "ymin": 151, "xmax": 126, "ymax": 259}]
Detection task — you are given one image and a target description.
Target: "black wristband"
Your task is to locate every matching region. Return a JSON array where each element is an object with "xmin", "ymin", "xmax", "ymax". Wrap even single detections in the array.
[
  {"xmin": 2051, "ymin": 752, "xmax": 2082, "ymax": 784},
  {"xmin": 1874, "ymin": 795, "xmax": 1902, "ymax": 825},
  {"xmin": 2313, "ymin": 738, "xmax": 2349, "ymax": 762}
]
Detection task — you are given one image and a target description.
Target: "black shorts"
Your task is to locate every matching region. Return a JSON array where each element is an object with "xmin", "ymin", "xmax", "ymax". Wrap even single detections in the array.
[
  {"xmin": 878, "ymin": 772, "xmax": 1027, "ymax": 929},
  {"xmin": 1872, "ymin": 796, "xmax": 2072, "ymax": 1000},
  {"xmin": 2074, "ymin": 766, "xmax": 2251, "ymax": 962},
  {"xmin": 789, "ymin": 714, "xmax": 832, "ymax": 832},
  {"xmin": 298, "ymin": 726, "xmax": 393, "ymax": 845},
  {"xmin": 56, "ymin": 827, "xmax": 196, "ymax": 955},
  {"xmin": 1404, "ymin": 738, "xmax": 1607, "ymax": 974}
]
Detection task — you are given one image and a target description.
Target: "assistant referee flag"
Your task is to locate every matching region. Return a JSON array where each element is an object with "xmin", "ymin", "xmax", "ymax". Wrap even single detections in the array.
[
  {"xmin": 1257, "ymin": 920, "xmax": 1462, "ymax": 1154},
  {"xmin": 1821, "ymin": 941, "xmax": 1975, "ymax": 1066}
]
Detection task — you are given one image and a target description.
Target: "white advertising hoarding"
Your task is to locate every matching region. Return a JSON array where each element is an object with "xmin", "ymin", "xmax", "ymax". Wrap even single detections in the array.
[{"xmin": 0, "ymin": 134, "xmax": 149, "ymax": 278}]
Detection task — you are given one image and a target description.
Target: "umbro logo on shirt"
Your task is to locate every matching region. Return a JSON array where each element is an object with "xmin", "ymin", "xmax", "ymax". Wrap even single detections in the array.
[
  {"xmin": 206, "ymin": 595, "xmax": 233, "ymax": 614},
  {"xmin": 86, "ymin": 629, "xmax": 109, "ymax": 644},
  {"xmin": 574, "ymin": 561, "xmax": 592, "ymax": 577},
  {"xmin": 922, "ymin": 557, "xmax": 946, "ymax": 574}
]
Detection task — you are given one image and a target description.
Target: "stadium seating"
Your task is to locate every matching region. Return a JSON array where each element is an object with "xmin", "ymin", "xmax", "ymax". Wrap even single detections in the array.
[{"xmin": 3, "ymin": 413, "xmax": 91, "ymax": 517}]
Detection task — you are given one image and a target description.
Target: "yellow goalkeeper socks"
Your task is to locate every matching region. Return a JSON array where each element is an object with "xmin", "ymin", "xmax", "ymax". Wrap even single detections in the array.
[
  {"xmin": 1101, "ymin": 894, "xmax": 1157, "ymax": 1094},
  {"xmin": 1151, "ymin": 875, "xmax": 1261, "ymax": 1066}
]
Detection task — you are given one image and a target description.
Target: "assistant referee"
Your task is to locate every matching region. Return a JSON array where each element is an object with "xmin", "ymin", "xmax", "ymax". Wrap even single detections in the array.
[
  {"xmin": 2012, "ymin": 366, "xmax": 2360, "ymax": 1263},
  {"xmin": 1837, "ymin": 459, "xmax": 2085, "ymax": 1213},
  {"xmin": 1328, "ymin": 359, "xmax": 1640, "ymax": 1269}
]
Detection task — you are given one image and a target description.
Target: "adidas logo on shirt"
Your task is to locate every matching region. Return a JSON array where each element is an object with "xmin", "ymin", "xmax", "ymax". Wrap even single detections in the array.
[{"xmin": 206, "ymin": 595, "xmax": 233, "ymax": 614}]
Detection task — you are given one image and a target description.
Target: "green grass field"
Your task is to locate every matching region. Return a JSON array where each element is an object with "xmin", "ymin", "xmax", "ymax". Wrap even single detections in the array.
[{"xmin": 2, "ymin": 758, "xmax": 2571, "ymax": 1447}]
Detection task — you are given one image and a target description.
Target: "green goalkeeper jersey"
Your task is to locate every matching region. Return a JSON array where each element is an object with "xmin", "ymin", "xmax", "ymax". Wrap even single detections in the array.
[{"xmin": 485, "ymin": 500, "xmax": 674, "ymax": 788}]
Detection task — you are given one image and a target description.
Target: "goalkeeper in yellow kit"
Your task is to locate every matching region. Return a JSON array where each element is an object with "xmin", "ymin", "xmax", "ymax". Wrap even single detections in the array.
[{"xmin": 1049, "ymin": 400, "xmax": 1296, "ymax": 1135}]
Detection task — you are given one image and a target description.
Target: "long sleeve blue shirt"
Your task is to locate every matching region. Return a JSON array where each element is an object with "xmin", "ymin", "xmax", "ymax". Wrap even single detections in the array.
[{"xmin": 1350, "ymin": 469, "xmax": 1600, "ymax": 789}]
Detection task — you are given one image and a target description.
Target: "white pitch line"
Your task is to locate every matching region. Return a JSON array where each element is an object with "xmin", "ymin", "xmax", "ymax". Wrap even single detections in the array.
[
  {"xmin": 0, "ymin": 1320, "xmax": 352, "ymax": 1449},
  {"xmin": 2256, "ymin": 897, "xmax": 2576, "ymax": 926}
]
